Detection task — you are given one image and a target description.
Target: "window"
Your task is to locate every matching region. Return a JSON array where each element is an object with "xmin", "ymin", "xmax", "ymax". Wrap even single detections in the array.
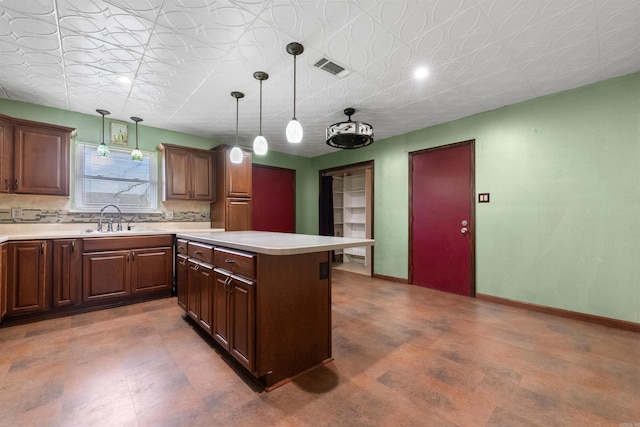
[{"xmin": 75, "ymin": 143, "xmax": 158, "ymax": 212}]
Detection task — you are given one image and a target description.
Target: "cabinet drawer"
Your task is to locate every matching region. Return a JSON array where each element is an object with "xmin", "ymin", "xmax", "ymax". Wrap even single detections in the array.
[
  {"xmin": 188, "ymin": 242, "xmax": 214, "ymax": 264},
  {"xmin": 214, "ymin": 248, "xmax": 255, "ymax": 279},
  {"xmin": 176, "ymin": 239, "xmax": 188, "ymax": 255}
]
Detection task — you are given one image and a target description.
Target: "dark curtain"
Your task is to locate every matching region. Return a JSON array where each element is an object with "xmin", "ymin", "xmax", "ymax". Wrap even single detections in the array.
[{"xmin": 319, "ymin": 175, "xmax": 334, "ymax": 237}]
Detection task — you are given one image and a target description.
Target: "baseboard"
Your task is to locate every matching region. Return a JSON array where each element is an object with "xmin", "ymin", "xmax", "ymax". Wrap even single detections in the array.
[
  {"xmin": 476, "ymin": 293, "xmax": 640, "ymax": 333},
  {"xmin": 371, "ymin": 273, "xmax": 409, "ymax": 284}
]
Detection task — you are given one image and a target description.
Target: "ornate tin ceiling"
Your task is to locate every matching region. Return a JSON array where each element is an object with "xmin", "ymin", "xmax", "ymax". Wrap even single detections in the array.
[{"xmin": 1, "ymin": 0, "xmax": 639, "ymax": 157}]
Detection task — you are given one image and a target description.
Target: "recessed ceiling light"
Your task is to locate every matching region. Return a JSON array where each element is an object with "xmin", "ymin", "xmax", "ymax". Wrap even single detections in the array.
[
  {"xmin": 118, "ymin": 76, "xmax": 132, "ymax": 84},
  {"xmin": 414, "ymin": 67, "xmax": 429, "ymax": 79}
]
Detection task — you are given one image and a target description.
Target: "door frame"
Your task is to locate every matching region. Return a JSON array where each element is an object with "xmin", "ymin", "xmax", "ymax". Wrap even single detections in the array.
[
  {"xmin": 319, "ymin": 160, "xmax": 374, "ymax": 275},
  {"xmin": 408, "ymin": 140, "xmax": 476, "ymax": 296}
]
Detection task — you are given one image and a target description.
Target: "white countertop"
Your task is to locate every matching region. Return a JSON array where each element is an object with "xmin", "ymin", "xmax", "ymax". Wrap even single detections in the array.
[
  {"xmin": 0, "ymin": 227, "xmax": 218, "ymax": 243},
  {"xmin": 177, "ymin": 231, "xmax": 374, "ymax": 256}
]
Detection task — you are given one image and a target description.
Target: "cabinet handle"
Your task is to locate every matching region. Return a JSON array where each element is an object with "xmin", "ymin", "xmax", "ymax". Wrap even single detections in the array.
[
  {"xmin": 224, "ymin": 259, "xmax": 235, "ymax": 264},
  {"xmin": 41, "ymin": 242, "xmax": 44, "ymax": 254},
  {"xmin": 14, "ymin": 179, "xmax": 18, "ymax": 190},
  {"xmin": 4, "ymin": 179, "xmax": 8, "ymax": 190},
  {"xmin": 194, "ymin": 250, "xmax": 203, "ymax": 255},
  {"xmin": 71, "ymin": 241, "xmax": 75, "ymax": 252},
  {"xmin": 131, "ymin": 252, "xmax": 135, "ymax": 261}
]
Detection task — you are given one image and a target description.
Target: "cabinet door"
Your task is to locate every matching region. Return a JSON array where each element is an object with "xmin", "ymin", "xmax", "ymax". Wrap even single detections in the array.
[
  {"xmin": 192, "ymin": 150, "xmax": 214, "ymax": 201},
  {"xmin": 131, "ymin": 247, "xmax": 172, "ymax": 294},
  {"xmin": 82, "ymin": 250, "xmax": 130, "ymax": 302},
  {"xmin": 0, "ymin": 118, "xmax": 12, "ymax": 194},
  {"xmin": 186, "ymin": 259, "xmax": 200, "ymax": 321},
  {"xmin": 0, "ymin": 243, "xmax": 7, "ymax": 322},
  {"xmin": 226, "ymin": 198, "xmax": 252, "ymax": 231},
  {"xmin": 230, "ymin": 276, "xmax": 255, "ymax": 372},
  {"xmin": 164, "ymin": 147, "xmax": 191, "ymax": 200},
  {"xmin": 13, "ymin": 124, "xmax": 69, "ymax": 196},
  {"xmin": 212, "ymin": 269, "xmax": 231, "ymax": 350},
  {"xmin": 177, "ymin": 254, "xmax": 188, "ymax": 311},
  {"xmin": 196, "ymin": 262, "xmax": 214, "ymax": 335},
  {"xmin": 226, "ymin": 150, "xmax": 252, "ymax": 197},
  {"xmin": 7, "ymin": 241, "xmax": 48, "ymax": 315},
  {"xmin": 53, "ymin": 239, "xmax": 81, "ymax": 307}
]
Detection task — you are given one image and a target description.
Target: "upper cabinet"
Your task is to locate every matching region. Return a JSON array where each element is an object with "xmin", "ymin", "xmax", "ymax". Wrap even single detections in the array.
[
  {"xmin": 213, "ymin": 145, "xmax": 252, "ymax": 198},
  {"xmin": 159, "ymin": 143, "xmax": 215, "ymax": 202},
  {"xmin": 0, "ymin": 114, "xmax": 73, "ymax": 196},
  {"xmin": 210, "ymin": 145, "xmax": 252, "ymax": 231}
]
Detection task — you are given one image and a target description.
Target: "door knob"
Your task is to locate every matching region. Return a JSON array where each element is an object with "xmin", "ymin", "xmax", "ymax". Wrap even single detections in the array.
[{"xmin": 461, "ymin": 227, "xmax": 468, "ymax": 234}]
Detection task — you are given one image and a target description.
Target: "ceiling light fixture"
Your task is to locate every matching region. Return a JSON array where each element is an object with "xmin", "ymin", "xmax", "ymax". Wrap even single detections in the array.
[
  {"xmin": 285, "ymin": 42, "xmax": 304, "ymax": 143},
  {"xmin": 130, "ymin": 116, "xmax": 143, "ymax": 161},
  {"xmin": 230, "ymin": 91, "xmax": 244, "ymax": 164},
  {"xmin": 414, "ymin": 66, "xmax": 429, "ymax": 79},
  {"xmin": 253, "ymin": 71, "xmax": 269, "ymax": 156},
  {"xmin": 96, "ymin": 109, "xmax": 110, "ymax": 157},
  {"xmin": 326, "ymin": 108, "xmax": 374, "ymax": 149}
]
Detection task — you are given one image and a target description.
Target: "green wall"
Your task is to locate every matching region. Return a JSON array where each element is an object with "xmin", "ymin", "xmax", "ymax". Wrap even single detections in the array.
[
  {"xmin": 2, "ymin": 72, "xmax": 639, "ymax": 323},
  {"xmin": 309, "ymin": 72, "xmax": 640, "ymax": 323}
]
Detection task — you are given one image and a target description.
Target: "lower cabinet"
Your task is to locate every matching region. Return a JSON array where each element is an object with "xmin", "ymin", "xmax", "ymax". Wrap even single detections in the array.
[
  {"xmin": 176, "ymin": 253, "xmax": 188, "ymax": 311},
  {"xmin": 188, "ymin": 259, "xmax": 213, "ymax": 334},
  {"xmin": 213, "ymin": 268, "xmax": 255, "ymax": 372},
  {"xmin": 0, "ymin": 243, "xmax": 7, "ymax": 323},
  {"xmin": 83, "ymin": 236, "xmax": 173, "ymax": 303},
  {"xmin": 53, "ymin": 239, "xmax": 82, "ymax": 307},
  {"xmin": 7, "ymin": 240, "xmax": 49, "ymax": 316}
]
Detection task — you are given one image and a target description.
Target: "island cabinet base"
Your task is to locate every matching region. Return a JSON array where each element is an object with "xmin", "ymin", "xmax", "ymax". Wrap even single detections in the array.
[
  {"xmin": 178, "ymin": 242, "xmax": 332, "ymax": 390},
  {"xmin": 254, "ymin": 251, "xmax": 332, "ymax": 389}
]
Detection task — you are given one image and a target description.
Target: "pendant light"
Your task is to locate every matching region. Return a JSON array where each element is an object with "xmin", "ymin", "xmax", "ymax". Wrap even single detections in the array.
[
  {"xmin": 230, "ymin": 91, "xmax": 244, "ymax": 164},
  {"xmin": 326, "ymin": 108, "xmax": 374, "ymax": 149},
  {"xmin": 285, "ymin": 42, "xmax": 304, "ymax": 143},
  {"xmin": 96, "ymin": 109, "xmax": 110, "ymax": 157},
  {"xmin": 253, "ymin": 71, "xmax": 269, "ymax": 155},
  {"xmin": 130, "ymin": 116, "xmax": 143, "ymax": 161}
]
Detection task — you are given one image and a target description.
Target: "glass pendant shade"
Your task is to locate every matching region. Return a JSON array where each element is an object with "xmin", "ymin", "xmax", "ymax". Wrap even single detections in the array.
[
  {"xmin": 130, "ymin": 116, "xmax": 143, "ymax": 161},
  {"xmin": 253, "ymin": 135, "xmax": 268, "ymax": 155},
  {"xmin": 96, "ymin": 109, "xmax": 110, "ymax": 157},
  {"xmin": 230, "ymin": 145, "xmax": 243, "ymax": 164},
  {"xmin": 286, "ymin": 119, "xmax": 303, "ymax": 143},
  {"xmin": 286, "ymin": 42, "xmax": 304, "ymax": 143},
  {"xmin": 230, "ymin": 91, "xmax": 244, "ymax": 165},
  {"xmin": 253, "ymin": 71, "xmax": 269, "ymax": 155}
]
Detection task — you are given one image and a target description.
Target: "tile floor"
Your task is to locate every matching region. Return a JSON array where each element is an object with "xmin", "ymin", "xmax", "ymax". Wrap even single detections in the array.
[{"xmin": 1, "ymin": 270, "xmax": 639, "ymax": 426}]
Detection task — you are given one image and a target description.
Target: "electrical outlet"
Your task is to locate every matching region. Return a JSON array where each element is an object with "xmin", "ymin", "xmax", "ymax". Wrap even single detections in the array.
[
  {"xmin": 164, "ymin": 210, "xmax": 173, "ymax": 219},
  {"xmin": 11, "ymin": 207, "xmax": 22, "ymax": 219}
]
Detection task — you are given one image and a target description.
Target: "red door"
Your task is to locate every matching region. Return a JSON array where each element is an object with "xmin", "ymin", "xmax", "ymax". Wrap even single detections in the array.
[
  {"xmin": 410, "ymin": 141, "xmax": 474, "ymax": 296},
  {"xmin": 252, "ymin": 165, "xmax": 295, "ymax": 233}
]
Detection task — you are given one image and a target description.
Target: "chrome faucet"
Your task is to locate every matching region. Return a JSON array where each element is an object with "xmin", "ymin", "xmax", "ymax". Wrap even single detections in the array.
[{"xmin": 98, "ymin": 204, "xmax": 123, "ymax": 232}]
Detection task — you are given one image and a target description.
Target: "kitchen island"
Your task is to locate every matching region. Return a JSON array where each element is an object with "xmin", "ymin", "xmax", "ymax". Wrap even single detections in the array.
[{"xmin": 175, "ymin": 231, "xmax": 374, "ymax": 390}]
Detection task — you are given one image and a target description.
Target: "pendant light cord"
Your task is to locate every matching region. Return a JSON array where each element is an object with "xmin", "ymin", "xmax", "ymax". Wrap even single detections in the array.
[
  {"xmin": 292, "ymin": 53, "xmax": 297, "ymax": 120},
  {"xmin": 235, "ymin": 96, "xmax": 239, "ymax": 144},
  {"xmin": 259, "ymin": 79, "xmax": 263, "ymax": 135}
]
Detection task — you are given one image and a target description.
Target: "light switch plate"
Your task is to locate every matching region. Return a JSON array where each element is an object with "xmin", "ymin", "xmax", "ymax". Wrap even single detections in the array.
[
  {"xmin": 164, "ymin": 210, "xmax": 173, "ymax": 219},
  {"xmin": 11, "ymin": 207, "xmax": 22, "ymax": 219}
]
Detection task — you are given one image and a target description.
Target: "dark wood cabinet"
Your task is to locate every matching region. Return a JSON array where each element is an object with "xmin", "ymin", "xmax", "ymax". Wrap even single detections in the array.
[
  {"xmin": 195, "ymin": 261, "xmax": 214, "ymax": 335},
  {"xmin": 211, "ymin": 145, "xmax": 252, "ymax": 230},
  {"xmin": 159, "ymin": 143, "xmax": 215, "ymax": 201},
  {"xmin": 185, "ymin": 241, "xmax": 215, "ymax": 334},
  {"xmin": 83, "ymin": 250, "xmax": 131, "ymax": 302},
  {"xmin": 53, "ymin": 239, "xmax": 82, "ymax": 307},
  {"xmin": 213, "ymin": 268, "xmax": 255, "ymax": 371},
  {"xmin": 83, "ymin": 235, "xmax": 173, "ymax": 303},
  {"xmin": 177, "ymin": 253, "xmax": 188, "ymax": 311},
  {"xmin": 7, "ymin": 240, "xmax": 50, "ymax": 315},
  {"xmin": 0, "ymin": 243, "xmax": 7, "ymax": 323},
  {"xmin": 226, "ymin": 198, "xmax": 252, "ymax": 231},
  {"xmin": 0, "ymin": 117, "xmax": 12, "ymax": 193},
  {"xmin": 0, "ymin": 114, "xmax": 73, "ymax": 196},
  {"xmin": 131, "ymin": 247, "xmax": 172, "ymax": 294}
]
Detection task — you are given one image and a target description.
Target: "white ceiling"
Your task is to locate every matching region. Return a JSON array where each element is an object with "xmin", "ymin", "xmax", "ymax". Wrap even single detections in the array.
[{"xmin": 1, "ymin": 0, "xmax": 639, "ymax": 158}]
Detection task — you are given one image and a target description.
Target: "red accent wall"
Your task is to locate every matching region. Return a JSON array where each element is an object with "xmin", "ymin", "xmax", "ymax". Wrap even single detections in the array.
[{"xmin": 252, "ymin": 165, "xmax": 295, "ymax": 233}]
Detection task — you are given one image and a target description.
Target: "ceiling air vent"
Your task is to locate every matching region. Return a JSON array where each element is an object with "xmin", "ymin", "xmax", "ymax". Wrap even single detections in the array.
[{"xmin": 313, "ymin": 57, "xmax": 350, "ymax": 77}]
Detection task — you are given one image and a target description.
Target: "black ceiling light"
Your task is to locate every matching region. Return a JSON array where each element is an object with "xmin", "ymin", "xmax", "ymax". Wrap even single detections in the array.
[{"xmin": 326, "ymin": 108, "xmax": 374, "ymax": 149}]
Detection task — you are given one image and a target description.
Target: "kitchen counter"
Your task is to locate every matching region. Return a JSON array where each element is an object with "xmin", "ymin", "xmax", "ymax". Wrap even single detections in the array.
[
  {"xmin": 0, "ymin": 227, "xmax": 220, "ymax": 243},
  {"xmin": 176, "ymin": 230, "xmax": 374, "ymax": 255}
]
